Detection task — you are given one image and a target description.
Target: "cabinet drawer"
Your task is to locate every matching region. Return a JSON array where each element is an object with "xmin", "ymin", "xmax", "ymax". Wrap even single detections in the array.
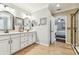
[
  {"xmin": 21, "ymin": 38, "xmax": 28, "ymax": 43},
  {"xmin": 0, "ymin": 35, "xmax": 10, "ymax": 40},
  {"xmin": 11, "ymin": 34, "xmax": 20, "ymax": 38},
  {"xmin": 26, "ymin": 32, "xmax": 32, "ymax": 36},
  {"xmin": 21, "ymin": 42, "xmax": 28, "ymax": 49},
  {"xmin": 21, "ymin": 33, "xmax": 25, "ymax": 37}
]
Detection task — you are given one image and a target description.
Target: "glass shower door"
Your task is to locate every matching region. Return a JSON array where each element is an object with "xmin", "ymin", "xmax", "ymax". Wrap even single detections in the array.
[{"xmin": 75, "ymin": 10, "xmax": 79, "ymax": 53}]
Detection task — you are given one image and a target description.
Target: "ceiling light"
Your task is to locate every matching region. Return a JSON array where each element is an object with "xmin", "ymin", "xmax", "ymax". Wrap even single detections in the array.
[
  {"xmin": 58, "ymin": 19, "xmax": 61, "ymax": 22},
  {"xmin": 0, "ymin": 4, "xmax": 4, "ymax": 9},
  {"xmin": 56, "ymin": 4, "xmax": 60, "ymax": 7}
]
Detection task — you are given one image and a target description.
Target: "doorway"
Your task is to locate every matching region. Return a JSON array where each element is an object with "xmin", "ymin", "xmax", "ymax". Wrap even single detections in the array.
[
  {"xmin": 55, "ymin": 16, "xmax": 67, "ymax": 43},
  {"xmin": 50, "ymin": 16, "xmax": 67, "ymax": 44}
]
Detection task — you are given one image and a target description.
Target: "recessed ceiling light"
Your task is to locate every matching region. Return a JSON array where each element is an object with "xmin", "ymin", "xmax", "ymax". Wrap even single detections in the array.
[
  {"xmin": 58, "ymin": 19, "xmax": 61, "ymax": 22},
  {"xmin": 56, "ymin": 4, "xmax": 60, "ymax": 7}
]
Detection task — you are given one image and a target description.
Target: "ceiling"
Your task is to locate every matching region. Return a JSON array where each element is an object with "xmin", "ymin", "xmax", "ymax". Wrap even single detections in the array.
[
  {"xmin": 48, "ymin": 3, "xmax": 79, "ymax": 14},
  {"xmin": 12, "ymin": 3, "xmax": 49, "ymax": 13},
  {"xmin": 12, "ymin": 3, "xmax": 79, "ymax": 14}
]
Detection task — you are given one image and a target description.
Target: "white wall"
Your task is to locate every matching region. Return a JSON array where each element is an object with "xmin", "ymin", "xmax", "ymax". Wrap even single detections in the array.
[
  {"xmin": 32, "ymin": 7, "xmax": 52, "ymax": 46},
  {"xmin": 32, "ymin": 7, "xmax": 51, "ymax": 19}
]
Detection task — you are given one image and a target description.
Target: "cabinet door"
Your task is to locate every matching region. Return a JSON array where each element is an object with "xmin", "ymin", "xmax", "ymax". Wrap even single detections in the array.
[
  {"xmin": 32, "ymin": 32, "xmax": 36, "ymax": 43},
  {"xmin": 11, "ymin": 37, "xmax": 20, "ymax": 54},
  {"xmin": 28, "ymin": 33, "xmax": 33, "ymax": 45},
  {"xmin": 0, "ymin": 39, "xmax": 10, "ymax": 55}
]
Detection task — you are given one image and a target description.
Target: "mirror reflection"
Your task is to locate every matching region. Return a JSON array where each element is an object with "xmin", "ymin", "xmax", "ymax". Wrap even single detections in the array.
[{"xmin": 0, "ymin": 11, "xmax": 14, "ymax": 33}]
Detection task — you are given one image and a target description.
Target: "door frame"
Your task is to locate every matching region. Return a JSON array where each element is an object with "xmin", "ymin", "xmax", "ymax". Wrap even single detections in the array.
[{"xmin": 54, "ymin": 15, "xmax": 68, "ymax": 43}]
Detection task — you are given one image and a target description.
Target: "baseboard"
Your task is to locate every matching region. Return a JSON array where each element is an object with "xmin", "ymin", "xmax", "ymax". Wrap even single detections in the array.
[
  {"xmin": 51, "ymin": 41, "xmax": 56, "ymax": 44},
  {"xmin": 36, "ymin": 42, "xmax": 49, "ymax": 46},
  {"xmin": 66, "ymin": 41, "xmax": 71, "ymax": 44}
]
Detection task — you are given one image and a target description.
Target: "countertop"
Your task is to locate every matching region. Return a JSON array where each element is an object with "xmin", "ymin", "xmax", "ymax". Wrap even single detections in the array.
[{"xmin": 0, "ymin": 30, "xmax": 36, "ymax": 36}]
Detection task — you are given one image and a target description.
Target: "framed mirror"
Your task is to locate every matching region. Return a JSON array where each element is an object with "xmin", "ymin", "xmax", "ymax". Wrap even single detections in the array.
[
  {"xmin": 24, "ymin": 18, "xmax": 32, "ymax": 31},
  {"xmin": 15, "ymin": 17, "xmax": 24, "ymax": 26},
  {"xmin": 14, "ymin": 17, "xmax": 24, "ymax": 32},
  {"xmin": 0, "ymin": 11, "xmax": 14, "ymax": 33}
]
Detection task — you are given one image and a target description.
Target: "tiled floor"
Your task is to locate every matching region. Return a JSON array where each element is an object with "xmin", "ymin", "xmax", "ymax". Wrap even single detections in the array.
[{"xmin": 15, "ymin": 41, "xmax": 75, "ymax": 55}]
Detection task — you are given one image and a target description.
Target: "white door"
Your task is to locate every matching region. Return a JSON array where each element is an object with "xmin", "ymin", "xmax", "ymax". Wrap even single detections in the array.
[
  {"xmin": 51, "ymin": 17, "xmax": 56, "ymax": 43},
  {"xmin": 0, "ymin": 39, "xmax": 10, "ymax": 55},
  {"xmin": 11, "ymin": 37, "xmax": 20, "ymax": 54}
]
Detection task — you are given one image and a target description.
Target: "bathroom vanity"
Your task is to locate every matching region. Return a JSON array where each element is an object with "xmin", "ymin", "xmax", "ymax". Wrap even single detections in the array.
[
  {"xmin": 0, "ymin": 31, "xmax": 36, "ymax": 55},
  {"xmin": 0, "ymin": 10, "xmax": 50, "ymax": 55},
  {"xmin": 0, "ymin": 10, "xmax": 37, "ymax": 55}
]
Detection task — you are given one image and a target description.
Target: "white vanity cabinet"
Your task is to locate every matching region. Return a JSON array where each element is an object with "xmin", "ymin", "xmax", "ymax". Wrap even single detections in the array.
[
  {"xmin": 10, "ymin": 34, "xmax": 21, "ymax": 54},
  {"xmin": 0, "ymin": 31, "xmax": 36, "ymax": 55},
  {"xmin": 0, "ymin": 35, "xmax": 10, "ymax": 55}
]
